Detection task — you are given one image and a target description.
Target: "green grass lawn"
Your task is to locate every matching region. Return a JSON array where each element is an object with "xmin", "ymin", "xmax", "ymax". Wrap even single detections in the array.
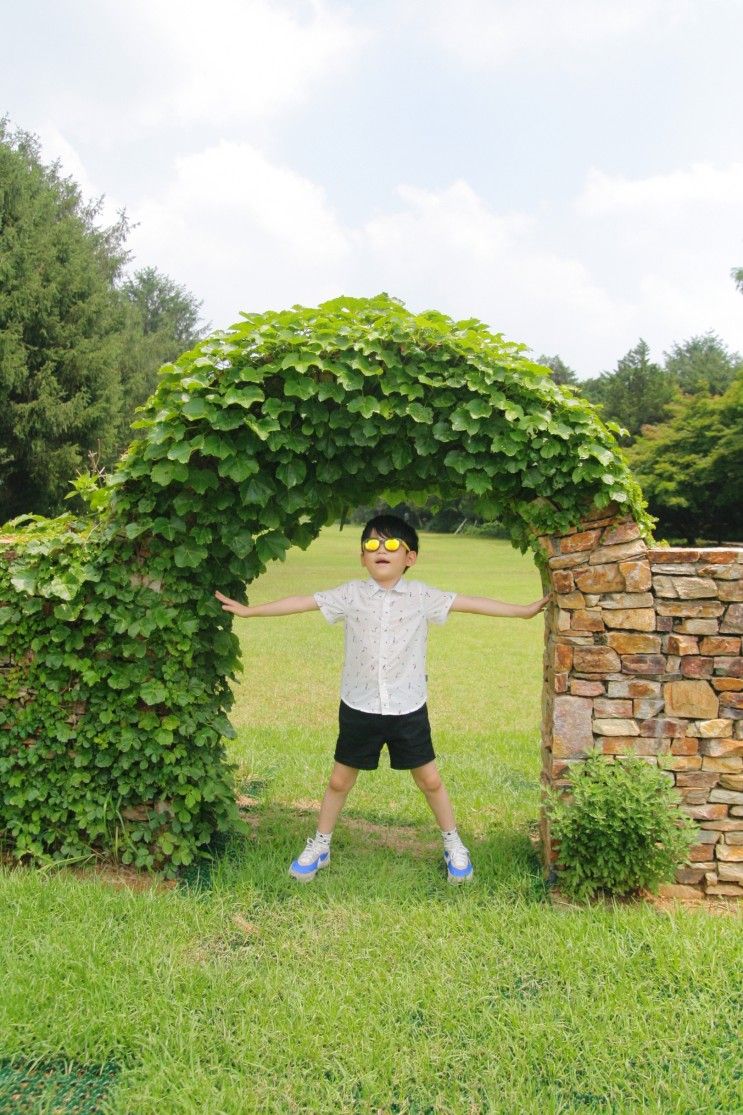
[{"xmin": 1, "ymin": 531, "xmax": 741, "ymax": 1114}]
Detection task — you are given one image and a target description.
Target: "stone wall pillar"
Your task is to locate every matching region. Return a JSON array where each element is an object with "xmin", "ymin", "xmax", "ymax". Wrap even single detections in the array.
[{"xmin": 538, "ymin": 508, "xmax": 743, "ymax": 900}]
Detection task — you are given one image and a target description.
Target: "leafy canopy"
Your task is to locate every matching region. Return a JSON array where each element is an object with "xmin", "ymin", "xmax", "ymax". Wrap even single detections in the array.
[{"xmin": 114, "ymin": 293, "xmax": 650, "ymax": 561}]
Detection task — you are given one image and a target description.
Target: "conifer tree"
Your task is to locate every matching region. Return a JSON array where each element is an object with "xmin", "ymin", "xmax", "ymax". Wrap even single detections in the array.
[{"xmin": 0, "ymin": 120, "xmax": 129, "ymax": 522}]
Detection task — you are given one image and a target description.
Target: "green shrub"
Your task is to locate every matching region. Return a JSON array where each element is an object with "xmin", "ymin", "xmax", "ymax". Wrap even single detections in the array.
[
  {"xmin": 545, "ymin": 752, "xmax": 698, "ymax": 902},
  {"xmin": 461, "ymin": 520, "xmax": 511, "ymax": 539}
]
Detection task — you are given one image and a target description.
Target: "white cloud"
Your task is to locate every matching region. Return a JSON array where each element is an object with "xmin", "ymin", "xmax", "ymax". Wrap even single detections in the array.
[
  {"xmin": 153, "ymin": 141, "xmax": 348, "ymax": 257},
  {"xmin": 129, "ymin": 0, "xmax": 368, "ymax": 127},
  {"xmin": 130, "ymin": 157, "xmax": 634, "ymax": 370},
  {"xmin": 414, "ymin": 0, "xmax": 689, "ymax": 67},
  {"xmin": 9, "ymin": 1, "xmax": 368, "ymax": 147},
  {"xmin": 127, "ymin": 140, "xmax": 349, "ymax": 323},
  {"xmin": 36, "ymin": 134, "xmax": 743, "ymax": 376},
  {"xmin": 571, "ymin": 161, "xmax": 743, "ymax": 367},
  {"xmin": 358, "ymin": 180, "xmax": 629, "ymax": 360},
  {"xmin": 579, "ymin": 163, "xmax": 743, "ymax": 216}
]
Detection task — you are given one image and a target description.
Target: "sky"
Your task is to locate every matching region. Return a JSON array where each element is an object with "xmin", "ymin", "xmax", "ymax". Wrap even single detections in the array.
[{"xmin": 3, "ymin": 0, "xmax": 742, "ymax": 377}]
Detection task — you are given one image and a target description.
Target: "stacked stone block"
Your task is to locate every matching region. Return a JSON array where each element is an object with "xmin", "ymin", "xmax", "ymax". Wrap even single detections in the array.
[{"xmin": 539, "ymin": 509, "xmax": 743, "ymax": 900}]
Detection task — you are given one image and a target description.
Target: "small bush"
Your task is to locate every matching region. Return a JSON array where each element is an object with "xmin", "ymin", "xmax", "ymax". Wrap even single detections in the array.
[
  {"xmin": 545, "ymin": 752, "xmax": 698, "ymax": 902},
  {"xmin": 460, "ymin": 520, "xmax": 511, "ymax": 539}
]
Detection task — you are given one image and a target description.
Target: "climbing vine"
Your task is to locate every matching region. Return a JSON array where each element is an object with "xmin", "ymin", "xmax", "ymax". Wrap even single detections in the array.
[{"xmin": 0, "ymin": 295, "xmax": 651, "ymax": 873}]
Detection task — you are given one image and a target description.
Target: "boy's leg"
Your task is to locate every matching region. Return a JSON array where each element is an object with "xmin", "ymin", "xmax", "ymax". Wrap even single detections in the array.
[
  {"xmin": 289, "ymin": 762, "xmax": 359, "ymax": 882},
  {"xmin": 318, "ymin": 761, "xmax": 359, "ymax": 833},
  {"xmin": 411, "ymin": 761, "xmax": 473, "ymax": 883},
  {"xmin": 410, "ymin": 760, "xmax": 455, "ymax": 830}
]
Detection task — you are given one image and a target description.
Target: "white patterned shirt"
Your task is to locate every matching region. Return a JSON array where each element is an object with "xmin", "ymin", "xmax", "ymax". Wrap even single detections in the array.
[{"xmin": 314, "ymin": 577, "xmax": 457, "ymax": 715}]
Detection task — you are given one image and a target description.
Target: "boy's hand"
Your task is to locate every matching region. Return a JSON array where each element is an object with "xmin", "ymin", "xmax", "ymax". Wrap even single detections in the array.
[
  {"xmin": 525, "ymin": 593, "xmax": 551, "ymax": 618},
  {"xmin": 214, "ymin": 590, "xmax": 250, "ymax": 618}
]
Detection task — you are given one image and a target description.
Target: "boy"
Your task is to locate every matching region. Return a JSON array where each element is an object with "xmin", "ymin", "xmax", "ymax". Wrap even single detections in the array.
[{"xmin": 215, "ymin": 515, "xmax": 549, "ymax": 884}]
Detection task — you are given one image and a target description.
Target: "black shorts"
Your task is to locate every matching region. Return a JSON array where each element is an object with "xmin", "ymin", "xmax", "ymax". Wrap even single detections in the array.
[{"xmin": 334, "ymin": 701, "xmax": 435, "ymax": 771}]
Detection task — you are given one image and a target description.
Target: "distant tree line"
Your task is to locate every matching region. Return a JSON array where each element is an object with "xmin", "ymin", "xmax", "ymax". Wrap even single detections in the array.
[
  {"xmin": 2, "ymin": 118, "xmax": 740, "ymax": 544},
  {"xmin": 544, "ymin": 334, "xmax": 742, "ymax": 544}
]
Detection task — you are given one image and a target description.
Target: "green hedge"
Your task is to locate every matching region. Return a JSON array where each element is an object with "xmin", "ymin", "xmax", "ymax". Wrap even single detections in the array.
[{"xmin": 0, "ymin": 295, "xmax": 650, "ymax": 873}]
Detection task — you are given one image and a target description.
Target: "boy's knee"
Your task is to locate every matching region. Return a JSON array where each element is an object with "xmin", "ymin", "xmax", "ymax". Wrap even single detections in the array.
[
  {"xmin": 413, "ymin": 765, "xmax": 442, "ymax": 794},
  {"xmin": 329, "ymin": 766, "xmax": 357, "ymax": 793}
]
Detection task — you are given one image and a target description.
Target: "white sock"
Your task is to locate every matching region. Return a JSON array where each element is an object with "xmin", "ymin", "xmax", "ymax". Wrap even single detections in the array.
[
  {"xmin": 315, "ymin": 830, "xmax": 332, "ymax": 845},
  {"xmin": 441, "ymin": 828, "xmax": 459, "ymax": 846}
]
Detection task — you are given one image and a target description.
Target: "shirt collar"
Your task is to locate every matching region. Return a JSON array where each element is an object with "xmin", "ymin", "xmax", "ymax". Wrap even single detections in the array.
[{"xmin": 367, "ymin": 576, "xmax": 410, "ymax": 596}]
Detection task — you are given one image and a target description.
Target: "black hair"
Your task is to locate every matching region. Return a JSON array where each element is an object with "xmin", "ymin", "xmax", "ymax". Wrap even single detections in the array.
[{"xmin": 361, "ymin": 514, "xmax": 419, "ymax": 555}]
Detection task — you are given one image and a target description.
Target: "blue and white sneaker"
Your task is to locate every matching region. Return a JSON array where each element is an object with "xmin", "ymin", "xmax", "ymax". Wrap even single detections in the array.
[
  {"xmin": 289, "ymin": 837, "xmax": 330, "ymax": 882},
  {"xmin": 444, "ymin": 836, "xmax": 473, "ymax": 884}
]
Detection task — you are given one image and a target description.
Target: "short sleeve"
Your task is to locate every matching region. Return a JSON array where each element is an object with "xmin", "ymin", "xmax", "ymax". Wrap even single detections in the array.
[
  {"xmin": 417, "ymin": 582, "xmax": 456, "ymax": 625},
  {"xmin": 314, "ymin": 583, "xmax": 350, "ymax": 624}
]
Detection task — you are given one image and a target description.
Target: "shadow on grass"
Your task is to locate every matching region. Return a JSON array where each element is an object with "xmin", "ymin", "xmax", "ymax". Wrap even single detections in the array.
[{"xmin": 187, "ymin": 793, "xmax": 548, "ymax": 907}]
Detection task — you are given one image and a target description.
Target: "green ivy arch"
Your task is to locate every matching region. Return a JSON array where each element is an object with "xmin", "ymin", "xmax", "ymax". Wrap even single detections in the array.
[{"xmin": 0, "ymin": 295, "xmax": 650, "ymax": 873}]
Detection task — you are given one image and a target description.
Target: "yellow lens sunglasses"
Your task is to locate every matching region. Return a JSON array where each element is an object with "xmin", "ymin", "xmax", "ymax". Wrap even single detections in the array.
[{"xmin": 362, "ymin": 537, "xmax": 410, "ymax": 553}]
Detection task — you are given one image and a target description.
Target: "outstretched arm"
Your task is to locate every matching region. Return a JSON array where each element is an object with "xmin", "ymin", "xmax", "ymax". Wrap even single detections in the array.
[
  {"xmin": 450, "ymin": 592, "xmax": 550, "ymax": 619},
  {"xmin": 214, "ymin": 590, "xmax": 320, "ymax": 619}
]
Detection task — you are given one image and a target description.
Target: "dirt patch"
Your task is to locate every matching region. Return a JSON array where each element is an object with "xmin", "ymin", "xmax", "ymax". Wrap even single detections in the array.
[
  {"xmin": 340, "ymin": 814, "xmax": 439, "ymax": 858},
  {"xmin": 65, "ymin": 862, "xmax": 178, "ymax": 894},
  {"xmin": 289, "ymin": 797, "xmax": 322, "ymax": 814},
  {"xmin": 236, "ymin": 794, "xmax": 261, "ymax": 830},
  {"xmin": 283, "ymin": 800, "xmax": 438, "ymax": 857},
  {"xmin": 236, "ymin": 794, "xmax": 260, "ymax": 809},
  {"xmin": 549, "ymin": 886, "xmax": 742, "ymax": 918}
]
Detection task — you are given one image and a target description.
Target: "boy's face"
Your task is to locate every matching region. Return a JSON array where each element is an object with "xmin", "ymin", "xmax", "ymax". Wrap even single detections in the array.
[{"xmin": 360, "ymin": 529, "xmax": 417, "ymax": 585}]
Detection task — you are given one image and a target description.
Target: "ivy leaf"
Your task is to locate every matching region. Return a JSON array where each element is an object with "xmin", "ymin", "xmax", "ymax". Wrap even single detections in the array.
[
  {"xmin": 432, "ymin": 420, "xmax": 456, "ymax": 443},
  {"xmin": 182, "ymin": 397, "xmax": 212, "ymax": 421},
  {"xmin": 407, "ymin": 402, "xmax": 433, "ymax": 424},
  {"xmin": 236, "ymin": 476, "xmax": 273, "ymax": 506},
  {"xmin": 125, "ymin": 520, "xmax": 150, "ymax": 539},
  {"xmin": 10, "ymin": 569, "xmax": 36, "ymax": 595},
  {"xmin": 166, "ymin": 440, "xmax": 197, "ymax": 463},
  {"xmin": 200, "ymin": 434, "xmax": 234, "ymax": 459},
  {"xmin": 43, "ymin": 572, "xmax": 84, "ymax": 601},
  {"xmin": 347, "ymin": 396, "xmax": 380, "ymax": 419},
  {"xmin": 263, "ymin": 398, "xmax": 294, "ymax": 420},
  {"xmin": 213, "ymin": 714, "xmax": 237, "ymax": 739},
  {"xmin": 450, "ymin": 410, "xmax": 480, "ymax": 435},
  {"xmin": 255, "ymin": 531, "xmax": 290, "ymax": 563},
  {"xmin": 466, "ymin": 398, "xmax": 492, "ymax": 419},
  {"xmin": 229, "ymin": 531, "xmax": 254, "ymax": 559},
  {"xmin": 187, "ymin": 468, "xmax": 219, "ymax": 494},
  {"xmin": 210, "ymin": 408, "xmax": 245, "ymax": 431},
  {"xmin": 443, "ymin": 450, "xmax": 471, "ymax": 474},
  {"xmin": 465, "ymin": 471, "xmax": 491, "ymax": 495},
  {"xmin": 218, "ymin": 456, "xmax": 260, "ymax": 483},
  {"xmin": 336, "ymin": 366, "xmax": 364, "ymax": 392},
  {"xmin": 139, "ymin": 680, "xmax": 168, "ymax": 705},
  {"xmin": 283, "ymin": 375, "xmax": 316, "ymax": 400},
  {"xmin": 222, "ymin": 386, "xmax": 264, "ymax": 409},
  {"xmin": 276, "ymin": 460, "xmax": 307, "ymax": 488},
  {"xmin": 173, "ymin": 538, "xmax": 208, "ymax": 568},
  {"xmin": 246, "ymin": 416, "xmax": 281, "ymax": 441},
  {"xmin": 317, "ymin": 380, "xmax": 344, "ymax": 403},
  {"xmin": 151, "ymin": 460, "xmax": 188, "ymax": 486},
  {"xmin": 390, "ymin": 443, "xmax": 413, "ymax": 469}
]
